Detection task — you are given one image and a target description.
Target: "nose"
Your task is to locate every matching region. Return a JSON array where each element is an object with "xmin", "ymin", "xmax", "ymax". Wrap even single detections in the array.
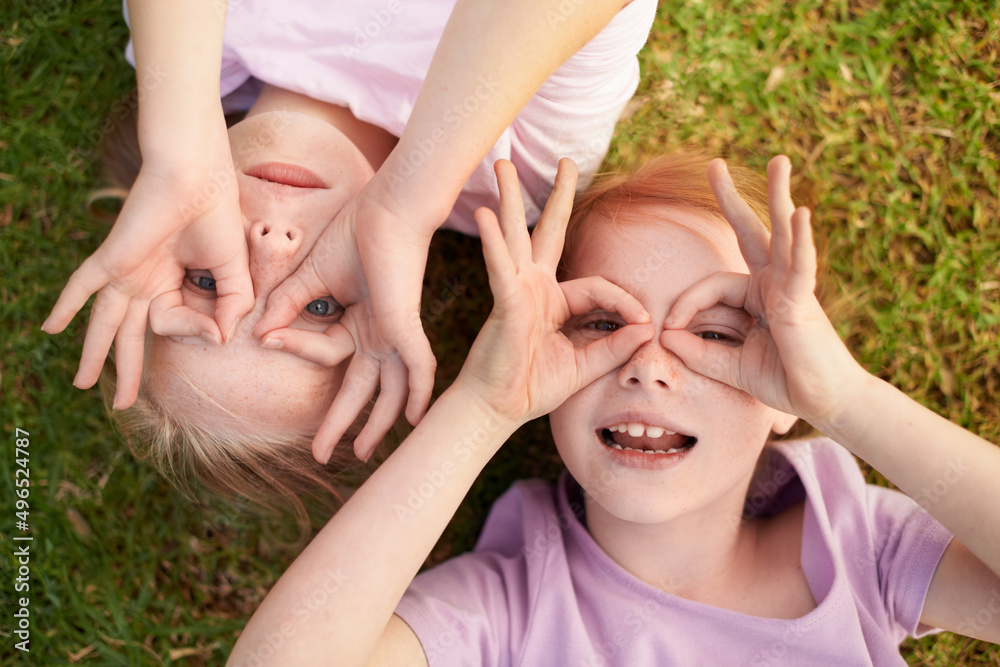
[
  {"xmin": 618, "ymin": 337, "xmax": 684, "ymax": 391},
  {"xmin": 249, "ymin": 219, "xmax": 303, "ymax": 293}
]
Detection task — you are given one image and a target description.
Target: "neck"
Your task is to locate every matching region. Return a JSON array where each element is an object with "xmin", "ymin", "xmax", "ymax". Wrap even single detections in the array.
[
  {"xmin": 584, "ymin": 486, "xmax": 761, "ymax": 606},
  {"xmin": 246, "ymin": 84, "xmax": 398, "ymax": 170}
]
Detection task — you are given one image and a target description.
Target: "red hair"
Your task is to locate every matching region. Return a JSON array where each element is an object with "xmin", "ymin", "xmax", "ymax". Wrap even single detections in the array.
[{"xmin": 561, "ymin": 152, "xmax": 770, "ymax": 278}]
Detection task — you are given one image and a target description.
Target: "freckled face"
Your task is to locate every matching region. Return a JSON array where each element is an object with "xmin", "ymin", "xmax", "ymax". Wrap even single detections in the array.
[
  {"xmin": 551, "ymin": 206, "xmax": 788, "ymax": 525},
  {"xmin": 148, "ymin": 111, "xmax": 374, "ymax": 436}
]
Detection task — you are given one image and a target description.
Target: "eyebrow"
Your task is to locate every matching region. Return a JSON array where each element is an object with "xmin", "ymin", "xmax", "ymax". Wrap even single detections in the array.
[{"xmin": 691, "ymin": 303, "xmax": 753, "ymax": 323}]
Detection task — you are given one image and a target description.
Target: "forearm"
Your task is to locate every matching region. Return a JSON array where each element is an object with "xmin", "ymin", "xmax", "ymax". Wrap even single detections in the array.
[
  {"xmin": 229, "ymin": 388, "xmax": 517, "ymax": 667},
  {"xmin": 819, "ymin": 372, "xmax": 1000, "ymax": 575},
  {"xmin": 126, "ymin": 0, "xmax": 229, "ymax": 167},
  {"xmin": 373, "ymin": 0, "xmax": 625, "ymax": 230}
]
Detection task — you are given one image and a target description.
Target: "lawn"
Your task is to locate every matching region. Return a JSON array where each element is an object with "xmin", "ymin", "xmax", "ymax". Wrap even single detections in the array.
[{"xmin": 1, "ymin": 0, "xmax": 998, "ymax": 664}]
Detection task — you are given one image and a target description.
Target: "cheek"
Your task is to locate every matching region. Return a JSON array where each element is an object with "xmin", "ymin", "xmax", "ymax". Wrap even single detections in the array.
[{"xmin": 708, "ymin": 383, "xmax": 778, "ymax": 444}]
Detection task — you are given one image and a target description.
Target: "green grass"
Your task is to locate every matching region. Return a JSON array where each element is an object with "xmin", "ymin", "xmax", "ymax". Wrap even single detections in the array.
[{"xmin": 2, "ymin": 0, "xmax": 998, "ymax": 663}]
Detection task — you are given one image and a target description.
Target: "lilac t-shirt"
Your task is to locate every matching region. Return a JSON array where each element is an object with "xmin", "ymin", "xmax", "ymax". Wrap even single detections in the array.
[
  {"xmin": 123, "ymin": 0, "xmax": 656, "ymax": 234},
  {"xmin": 395, "ymin": 438, "xmax": 953, "ymax": 666}
]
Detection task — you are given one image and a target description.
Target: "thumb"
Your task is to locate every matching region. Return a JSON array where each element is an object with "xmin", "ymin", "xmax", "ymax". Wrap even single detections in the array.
[
  {"xmin": 149, "ymin": 291, "xmax": 222, "ymax": 343},
  {"xmin": 660, "ymin": 329, "xmax": 742, "ymax": 389},
  {"xmin": 261, "ymin": 325, "xmax": 355, "ymax": 367},
  {"xmin": 253, "ymin": 263, "xmax": 329, "ymax": 339}
]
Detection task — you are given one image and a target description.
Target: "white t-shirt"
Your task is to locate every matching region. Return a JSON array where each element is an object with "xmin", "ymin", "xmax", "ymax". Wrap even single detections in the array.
[{"xmin": 124, "ymin": 0, "xmax": 656, "ymax": 233}]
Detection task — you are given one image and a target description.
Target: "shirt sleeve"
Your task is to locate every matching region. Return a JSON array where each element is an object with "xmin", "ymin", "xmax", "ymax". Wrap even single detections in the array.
[
  {"xmin": 866, "ymin": 484, "xmax": 954, "ymax": 638},
  {"xmin": 395, "ymin": 551, "xmax": 518, "ymax": 667}
]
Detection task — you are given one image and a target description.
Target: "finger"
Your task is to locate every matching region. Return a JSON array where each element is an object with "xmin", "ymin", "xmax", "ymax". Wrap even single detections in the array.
[
  {"xmin": 312, "ymin": 354, "xmax": 379, "ymax": 465},
  {"xmin": 111, "ymin": 300, "xmax": 150, "ymax": 410},
  {"xmin": 531, "ymin": 158, "xmax": 578, "ymax": 270},
  {"xmin": 43, "ymin": 259, "xmax": 110, "ymax": 334},
  {"xmin": 560, "ymin": 276, "xmax": 651, "ymax": 324},
  {"xmin": 74, "ymin": 288, "xmax": 129, "ymax": 389},
  {"xmin": 707, "ymin": 159, "xmax": 772, "ymax": 271},
  {"xmin": 253, "ymin": 263, "xmax": 328, "ymax": 338},
  {"xmin": 660, "ymin": 328, "xmax": 742, "ymax": 389},
  {"xmin": 149, "ymin": 291, "xmax": 222, "ymax": 343},
  {"xmin": 475, "ymin": 206, "xmax": 518, "ymax": 299},
  {"xmin": 261, "ymin": 325, "xmax": 355, "ymax": 367},
  {"xmin": 767, "ymin": 156, "xmax": 795, "ymax": 277},
  {"xmin": 393, "ymin": 322, "xmax": 437, "ymax": 426},
  {"xmin": 399, "ymin": 336, "xmax": 437, "ymax": 426},
  {"xmin": 353, "ymin": 359, "xmax": 409, "ymax": 462},
  {"xmin": 663, "ymin": 272, "xmax": 750, "ymax": 329},
  {"xmin": 788, "ymin": 207, "xmax": 817, "ymax": 297},
  {"xmin": 493, "ymin": 160, "xmax": 532, "ymax": 266},
  {"xmin": 211, "ymin": 246, "xmax": 255, "ymax": 342},
  {"xmin": 574, "ymin": 322, "xmax": 655, "ymax": 388}
]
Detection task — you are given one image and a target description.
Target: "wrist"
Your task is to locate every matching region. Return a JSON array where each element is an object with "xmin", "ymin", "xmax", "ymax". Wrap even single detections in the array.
[
  {"xmin": 810, "ymin": 369, "xmax": 884, "ymax": 445},
  {"xmin": 367, "ymin": 150, "xmax": 461, "ymax": 236},
  {"xmin": 137, "ymin": 99, "xmax": 231, "ymax": 172},
  {"xmin": 439, "ymin": 380, "xmax": 521, "ymax": 448}
]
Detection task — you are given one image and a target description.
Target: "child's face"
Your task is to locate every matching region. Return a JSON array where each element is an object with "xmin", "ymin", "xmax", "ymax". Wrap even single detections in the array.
[
  {"xmin": 146, "ymin": 111, "xmax": 373, "ymax": 436},
  {"xmin": 551, "ymin": 206, "xmax": 792, "ymax": 526}
]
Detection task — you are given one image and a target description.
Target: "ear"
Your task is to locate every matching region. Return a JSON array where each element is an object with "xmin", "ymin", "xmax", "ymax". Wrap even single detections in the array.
[{"xmin": 770, "ymin": 410, "xmax": 798, "ymax": 436}]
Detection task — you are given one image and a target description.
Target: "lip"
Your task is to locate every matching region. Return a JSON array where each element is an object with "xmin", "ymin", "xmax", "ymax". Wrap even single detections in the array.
[
  {"xmin": 244, "ymin": 162, "xmax": 329, "ymax": 189},
  {"xmin": 596, "ymin": 430, "xmax": 694, "ymax": 471},
  {"xmin": 594, "ymin": 410, "xmax": 695, "ymax": 471}
]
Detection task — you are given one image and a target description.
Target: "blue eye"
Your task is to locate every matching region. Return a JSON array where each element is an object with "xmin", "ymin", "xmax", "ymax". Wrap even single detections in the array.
[
  {"xmin": 186, "ymin": 272, "xmax": 217, "ymax": 293},
  {"xmin": 306, "ymin": 299, "xmax": 330, "ymax": 316},
  {"xmin": 697, "ymin": 330, "xmax": 741, "ymax": 345},
  {"xmin": 588, "ymin": 320, "xmax": 621, "ymax": 333},
  {"xmin": 304, "ymin": 298, "xmax": 343, "ymax": 321}
]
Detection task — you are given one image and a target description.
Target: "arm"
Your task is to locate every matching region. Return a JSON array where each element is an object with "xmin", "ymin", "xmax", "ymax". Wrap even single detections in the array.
[
  {"xmin": 253, "ymin": 0, "xmax": 633, "ymax": 463},
  {"xmin": 228, "ymin": 160, "xmax": 653, "ymax": 666},
  {"xmin": 662, "ymin": 156, "xmax": 1000, "ymax": 641},
  {"xmin": 817, "ymin": 374, "xmax": 1000, "ymax": 640},
  {"xmin": 43, "ymin": 0, "xmax": 253, "ymax": 408}
]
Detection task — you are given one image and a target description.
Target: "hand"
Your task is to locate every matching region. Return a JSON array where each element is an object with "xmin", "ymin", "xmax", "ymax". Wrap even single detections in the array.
[
  {"xmin": 661, "ymin": 156, "xmax": 864, "ymax": 427},
  {"xmin": 42, "ymin": 158, "xmax": 254, "ymax": 410},
  {"xmin": 253, "ymin": 180, "xmax": 438, "ymax": 464},
  {"xmin": 456, "ymin": 158, "xmax": 653, "ymax": 426}
]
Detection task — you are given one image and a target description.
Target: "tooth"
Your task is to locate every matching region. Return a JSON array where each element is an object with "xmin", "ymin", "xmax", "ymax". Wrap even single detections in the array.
[
  {"xmin": 627, "ymin": 423, "xmax": 644, "ymax": 437},
  {"xmin": 646, "ymin": 426, "xmax": 665, "ymax": 438},
  {"xmin": 613, "ymin": 444, "xmax": 623, "ymax": 450},
  {"xmin": 666, "ymin": 447, "xmax": 683, "ymax": 454},
  {"xmin": 643, "ymin": 449, "xmax": 655, "ymax": 455},
  {"xmin": 616, "ymin": 423, "xmax": 628, "ymax": 433}
]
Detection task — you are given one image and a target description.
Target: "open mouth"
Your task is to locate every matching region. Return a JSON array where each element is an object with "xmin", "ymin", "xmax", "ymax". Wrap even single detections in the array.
[
  {"xmin": 244, "ymin": 162, "xmax": 329, "ymax": 188},
  {"xmin": 599, "ymin": 422, "xmax": 697, "ymax": 455}
]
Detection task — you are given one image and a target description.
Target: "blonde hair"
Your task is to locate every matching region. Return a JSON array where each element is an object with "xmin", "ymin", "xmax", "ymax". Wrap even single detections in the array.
[
  {"xmin": 100, "ymin": 361, "xmax": 374, "ymax": 526},
  {"xmin": 95, "ymin": 92, "xmax": 375, "ymax": 527}
]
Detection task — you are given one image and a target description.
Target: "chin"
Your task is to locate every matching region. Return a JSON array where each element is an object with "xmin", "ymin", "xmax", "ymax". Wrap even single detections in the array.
[{"xmin": 579, "ymin": 476, "xmax": 688, "ymax": 525}]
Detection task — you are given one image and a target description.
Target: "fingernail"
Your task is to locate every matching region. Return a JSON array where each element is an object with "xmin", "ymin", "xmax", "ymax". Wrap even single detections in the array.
[
  {"xmin": 112, "ymin": 395, "xmax": 122, "ymax": 410},
  {"xmin": 202, "ymin": 331, "xmax": 222, "ymax": 345},
  {"xmin": 261, "ymin": 337, "xmax": 283, "ymax": 350},
  {"xmin": 40, "ymin": 320, "xmax": 51, "ymax": 333}
]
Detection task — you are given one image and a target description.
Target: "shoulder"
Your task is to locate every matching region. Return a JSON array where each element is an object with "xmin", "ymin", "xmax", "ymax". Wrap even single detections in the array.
[{"xmin": 393, "ymin": 476, "xmax": 572, "ymax": 664}]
